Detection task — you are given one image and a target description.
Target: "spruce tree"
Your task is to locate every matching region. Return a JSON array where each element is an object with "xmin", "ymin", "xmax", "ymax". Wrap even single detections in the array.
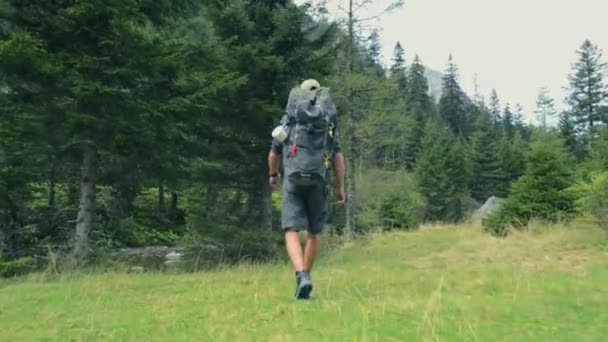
[
  {"xmin": 439, "ymin": 54, "xmax": 468, "ymax": 136},
  {"xmin": 535, "ymin": 86, "xmax": 557, "ymax": 130},
  {"xmin": 416, "ymin": 119, "xmax": 470, "ymax": 222},
  {"xmin": 489, "ymin": 89, "xmax": 502, "ymax": 126},
  {"xmin": 567, "ymin": 40, "xmax": 607, "ymax": 133},
  {"xmin": 366, "ymin": 30, "xmax": 384, "ymax": 77},
  {"xmin": 407, "ymin": 54, "xmax": 431, "ymax": 117},
  {"xmin": 503, "ymin": 103, "xmax": 514, "ymax": 138},
  {"xmin": 404, "ymin": 54, "xmax": 431, "ymax": 169},
  {"xmin": 513, "ymin": 104, "xmax": 529, "ymax": 140},
  {"xmin": 496, "ymin": 131, "xmax": 527, "ymax": 196},
  {"xmin": 485, "ymin": 135, "xmax": 577, "ymax": 235},
  {"xmin": 559, "ymin": 111, "xmax": 584, "ymax": 160},
  {"xmin": 390, "ymin": 41, "xmax": 407, "ymax": 92},
  {"xmin": 470, "ymin": 111, "xmax": 505, "ymax": 202}
]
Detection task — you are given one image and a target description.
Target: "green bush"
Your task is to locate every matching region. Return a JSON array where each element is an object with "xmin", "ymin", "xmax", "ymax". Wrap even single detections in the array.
[
  {"xmin": 0, "ymin": 256, "xmax": 35, "ymax": 278},
  {"xmin": 113, "ymin": 217, "xmax": 180, "ymax": 247},
  {"xmin": 575, "ymin": 172, "xmax": 608, "ymax": 231},
  {"xmin": 181, "ymin": 226, "xmax": 283, "ymax": 271},
  {"xmin": 357, "ymin": 169, "xmax": 425, "ymax": 231},
  {"xmin": 483, "ymin": 135, "xmax": 578, "ymax": 236}
]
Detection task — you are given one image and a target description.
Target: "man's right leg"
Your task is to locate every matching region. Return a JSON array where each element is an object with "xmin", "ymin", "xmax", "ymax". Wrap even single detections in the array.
[
  {"xmin": 285, "ymin": 230, "xmax": 304, "ymax": 272},
  {"xmin": 303, "ymin": 232, "xmax": 319, "ymax": 273},
  {"xmin": 282, "ymin": 181, "xmax": 312, "ymax": 299}
]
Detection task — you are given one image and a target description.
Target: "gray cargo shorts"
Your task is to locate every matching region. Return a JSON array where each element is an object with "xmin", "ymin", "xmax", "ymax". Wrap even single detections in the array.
[{"xmin": 281, "ymin": 179, "xmax": 328, "ymax": 235}]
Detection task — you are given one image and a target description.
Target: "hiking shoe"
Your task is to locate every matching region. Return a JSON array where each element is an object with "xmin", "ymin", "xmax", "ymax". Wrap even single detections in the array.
[{"xmin": 295, "ymin": 271, "xmax": 313, "ymax": 300}]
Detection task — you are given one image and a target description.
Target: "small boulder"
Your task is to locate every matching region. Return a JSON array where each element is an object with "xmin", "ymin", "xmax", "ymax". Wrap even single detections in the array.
[
  {"xmin": 164, "ymin": 251, "xmax": 183, "ymax": 265},
  {"xmin": 474, "ymin": 196, "xmax": 504, "ymax": 219},
  {"xmin": 129, "ymin": 266, "xmax": 145, "ymax": 274}
]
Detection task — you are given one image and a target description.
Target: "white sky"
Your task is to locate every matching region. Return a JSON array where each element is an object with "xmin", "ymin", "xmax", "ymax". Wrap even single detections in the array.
[{"xmin": 297, "ymin": 0, "xmax": 608, "ymax": 123}]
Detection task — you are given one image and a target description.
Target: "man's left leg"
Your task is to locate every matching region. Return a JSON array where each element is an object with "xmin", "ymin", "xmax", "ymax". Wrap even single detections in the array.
[{"xmin": 297, "ymin": 183, "xmax": 328, "ymax": 299}]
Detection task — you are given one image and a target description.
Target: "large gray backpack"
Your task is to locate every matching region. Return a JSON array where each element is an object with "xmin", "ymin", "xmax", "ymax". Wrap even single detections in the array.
[{"xmin": 280, "ymin": 87, "xmax": 337, "ymax": 187}]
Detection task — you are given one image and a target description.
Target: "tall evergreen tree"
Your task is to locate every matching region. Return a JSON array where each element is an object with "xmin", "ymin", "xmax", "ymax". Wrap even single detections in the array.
[
  {"xmin": 401, "ymin": 54, "xmax": 431, "ymax": 169},
  {"xmin": 496, "ymin": 131, "xmax": 527, "ymax": 196},
  {"xmin": 489, "ymin": 89, "xmax": 502, "ymax": 126},
  {"xmin": 470, "ymin": 111, "xmax": 505, "ymax": 202},
  {"xmin": 406, "ymin": 54, "xmax": 431, "ymax": 117},
  {"xmin": 535, "ymin": 86, "xmax": 557, "ymax": 130},
  {"xmin": 390, "ymin": 41, "xmax": 407, "ymax": 92},
  {"xmin": 367, "ymin": 30, "xmax": 382, "ymax": 66},
  {"xmin": 366, "ymin": 29, "xmax": 384, "ymax": 78},
  {"xmin": 559, "ymin": 111, "xmax": 584, "ymax": 159},
  {"xmin": 416, "ymin": 119, "xmax": 470, "ymax": 222},
  {"xmin": 513, "ymin": 104, "xmax": 529, "ymax": 140},
  {"xmin": 566, "ymin": 40, "xmax": 607, "ymax": 133},
  {"xmin": 439, "ymin": 54, "xmax": 468, "ymax": 136},
  {"xmin": 503, "ymin": 103, "xmax": 514, "ymax": 138},
  {"xmin": 485, "ymin": 135, "xmax": 577, "ymax": 235}
]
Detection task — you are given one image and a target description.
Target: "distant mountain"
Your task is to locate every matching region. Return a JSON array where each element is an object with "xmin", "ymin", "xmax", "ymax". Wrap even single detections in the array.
[
  {"xmin": 388, "ymin": 63, "xmax": 469, "ymax": 104},
  {"xmin": 423, "ymin": 66, "xmax": 444, "ymax": 100},
  {"xmin": 420, "ymin": 65, "xmax": 473, "ymax": 107}
]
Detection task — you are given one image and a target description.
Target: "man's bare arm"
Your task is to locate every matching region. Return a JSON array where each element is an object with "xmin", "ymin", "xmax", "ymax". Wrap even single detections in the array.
[{"xmin": 268, "ymin": 151, "xmax": 280, "ymax": 176}]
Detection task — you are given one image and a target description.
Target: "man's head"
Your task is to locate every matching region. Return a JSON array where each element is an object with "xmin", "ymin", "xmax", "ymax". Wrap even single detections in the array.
[
  {"xmin": 299, "ymin": 79, "xmax": 320, "ymax": 105},
  {"xmin": 300, "ymin": 79, "xmax": 320, "ymax": 92}
]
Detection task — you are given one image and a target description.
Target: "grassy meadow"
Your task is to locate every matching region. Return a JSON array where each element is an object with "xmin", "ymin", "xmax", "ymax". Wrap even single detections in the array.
[{"xmin": 1, "ymin": 224, "xmax": 607, "ymax": 341}]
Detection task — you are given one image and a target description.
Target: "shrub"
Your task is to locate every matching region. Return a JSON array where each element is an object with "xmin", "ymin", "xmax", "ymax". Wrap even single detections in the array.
[
  {"xmin": 575, "ymin": 172, "xmax": 608, "ymax": 231},
  {"xmin": 357, "ymin": 169, "xmax": 425, "ymax": 231},
  {"xmin": 483, "ymin": 135, "xmax": 578, "ymax": 236},
  {"xmin": 180, "ymin": 226, "xmax": 283, "ymax": 271},
  {"xmin": 0, "ymin": 255, "xmax": 35, "ymax": 278}
]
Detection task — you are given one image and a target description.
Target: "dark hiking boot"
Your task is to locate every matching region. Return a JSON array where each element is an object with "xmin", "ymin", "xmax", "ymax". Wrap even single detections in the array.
[{"xmin": 295, "ymin": 271, "xmax": 313, "ymax": 300}]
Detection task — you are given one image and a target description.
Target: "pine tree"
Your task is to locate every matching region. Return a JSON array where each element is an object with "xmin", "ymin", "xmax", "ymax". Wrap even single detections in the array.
[
  {"xmin": 485, "ymin": 135, "xmax": 577, "ymax": 236},
  {"xmin": 439, "ymin": 54, "xmax": 468, "ymax": 136},
  {"xmin": 559, "ymin": 111, "xmax": 583, "ymax": 159},
  {"xmin": 367, "ymin": 30, "xmax": 382, "ymax": 65},
  {"xmin": 503, "ymin": 103, "xmax": 514, "ymax": 138},
  {"xmin": 362, "ymin": 81, "xmax": 417, "ymax": 171},
  {"xmin": 470, "ymin": 111, "xmax": 505, "ymax": 202},
  {"xmin": 390, "ymin": 41, "xmax": 407, "ymax": 92},
  {"xmin": 567, "ymin": 40, "xmax": 608, "ymax": 133},
  {"xmin": 489, "ymin": 89, "xmax": 502, "ymax": 126},
  {"xmin": 407, "ymin": 55, "xmax": 431, "ymax": 116},
  {"xmin": 535, "ymin": 86, "xmax": 557, "ymax": 130},
  {"xmin": 445, "ymin": 137, "xmax": 473, "ymax": 221},
  {"xmin": 366, "ymin": 30, "xmax": 384, "ymax": 78},
  {"xmin": 403, "ymin": 54, "xmax": 431, "ymax": 169},
  {"xmin": 416, "ymin": 119, "xmax": 470, "ymax": 222},
  {"xmin": 496, "ymin": 131, "xmax": 527, "ymax": 196},
  {"xmin": 513, "ymin": 104, "xmax": 529, "ymax": 140}
]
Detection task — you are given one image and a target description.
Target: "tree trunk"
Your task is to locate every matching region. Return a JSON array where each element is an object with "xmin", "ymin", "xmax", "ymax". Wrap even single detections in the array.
[
  {"xmin": 48, "ymin": 162, "xmax": 56, "ymax": 209},
  {"xmin": 0, "ymin": 224, "xmax": 4, "ymax": 258},
  {"xmin": 74, "ymin": 146, "xmax": 96, "ymax": 259},
  {"xmin": 261, "ymin": 182, "xmax": 272, "ymax": 233},
  {"xmin": 158, "ymin": 182, "xmax": 165, "ymax": 216},
  {"xmin": 344, "ymin": 0, "xmax": 356, "ymax": 239},
  {"xmin": 169, "ymin": 191, "xmax": 178, "ymax": 220}
]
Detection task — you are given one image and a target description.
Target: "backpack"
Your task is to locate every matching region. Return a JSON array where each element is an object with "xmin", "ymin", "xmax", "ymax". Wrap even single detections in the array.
[{"xmin": 279, "ymin": 86, "xmax": 337, "ymax": 187}]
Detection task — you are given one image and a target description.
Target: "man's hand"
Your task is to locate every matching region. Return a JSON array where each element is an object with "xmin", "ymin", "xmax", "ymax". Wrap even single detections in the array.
[
  {"xmin": 268, "ymin": 151, "xmax": 281, "ymax": 190},
  {"xmin": 269, "ymin": 173, "xmax": 281, "ymax": 190},
  {"xmin": 335, "ymin": 186, "xmax": 345, "ymax": 205}
]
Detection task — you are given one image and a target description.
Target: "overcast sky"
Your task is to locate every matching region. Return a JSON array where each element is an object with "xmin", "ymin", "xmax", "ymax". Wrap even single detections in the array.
[{"xmin": 297, "ymin": 0, "xmax": 608, "ymax": 122}]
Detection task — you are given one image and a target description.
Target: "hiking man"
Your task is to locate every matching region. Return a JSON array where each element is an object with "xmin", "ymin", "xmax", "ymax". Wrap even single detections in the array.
[{"xmin": 268, "ymin": 79, "xmax": 345, "ymax": 300}]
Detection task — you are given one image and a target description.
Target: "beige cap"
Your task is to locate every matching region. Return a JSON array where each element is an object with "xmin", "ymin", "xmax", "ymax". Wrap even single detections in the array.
[{"xmin": 300, "ymin": 79, "xmax": 320, "ymax": 92}]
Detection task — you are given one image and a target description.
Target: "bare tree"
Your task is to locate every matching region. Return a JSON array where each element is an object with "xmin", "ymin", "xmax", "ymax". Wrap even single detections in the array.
[{"xmin": 338, "ymin": 0, "xmax": 404, "ymax": 239}]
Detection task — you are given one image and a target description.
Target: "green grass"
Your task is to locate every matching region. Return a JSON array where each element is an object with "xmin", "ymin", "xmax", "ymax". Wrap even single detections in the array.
[{"xmin": 1, "ymin": 224, "xmax": 608, "ymax": 341}]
